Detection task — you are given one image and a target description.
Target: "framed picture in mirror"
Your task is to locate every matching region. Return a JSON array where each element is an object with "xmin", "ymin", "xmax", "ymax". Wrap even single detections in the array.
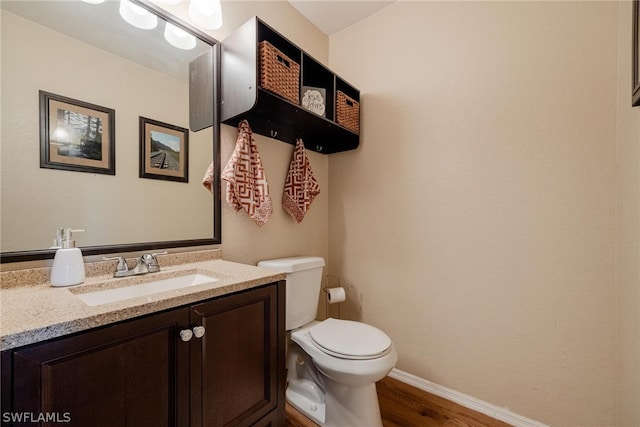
[
  {"xmin": 39, "ymin": 91, "xmax": 116, "ymax": 174},
  {"xmin": 633, "ymin": 0, "xmax": 639, "ymax": 106},
  {"xmin": 139, "ymin": 116, "xmax": 189, "ymax": 182}
]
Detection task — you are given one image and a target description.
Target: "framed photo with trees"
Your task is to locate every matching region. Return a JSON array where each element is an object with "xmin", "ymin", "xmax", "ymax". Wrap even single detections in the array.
[
  {"xmin": 139, "ymin": 117, "xmax": 189, "ymax": 183},
  {"xmin": 39, "ymin": 91, "xmax": 115, "ymax": 175}
]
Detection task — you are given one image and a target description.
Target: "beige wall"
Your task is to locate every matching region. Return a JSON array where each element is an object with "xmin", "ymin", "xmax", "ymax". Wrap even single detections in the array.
[
  {"xmin": 615, "ymin": 2, "xmax": 640, "ymax": 426},
  {"xmin": 161, "ymin": 0, "xmax": 328, "ymax": 61},
  {"xmin": 328, "ymin": 2, "xmax": 619, "ymax": 425}
]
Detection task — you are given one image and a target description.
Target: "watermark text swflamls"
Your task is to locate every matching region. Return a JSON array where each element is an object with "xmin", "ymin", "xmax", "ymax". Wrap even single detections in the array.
[{"xmin": 2, "ymin": 412, "xmax": 71, "ymax": 423}]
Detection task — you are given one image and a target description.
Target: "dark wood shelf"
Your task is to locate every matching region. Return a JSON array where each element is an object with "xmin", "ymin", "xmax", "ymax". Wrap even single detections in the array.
[
  {"xmin": 220, "ymin": 17, "xmax": 360, "ymax": 154},
  {"xmin": 223, "ymin": 89, "xmax": 359, "ymax": 154}
]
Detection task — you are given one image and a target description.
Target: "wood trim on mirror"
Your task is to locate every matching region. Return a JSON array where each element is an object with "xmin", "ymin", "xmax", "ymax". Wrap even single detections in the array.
[{"xmin": 633, "ymin": 0, "xmax": 639, "ymax": 106}]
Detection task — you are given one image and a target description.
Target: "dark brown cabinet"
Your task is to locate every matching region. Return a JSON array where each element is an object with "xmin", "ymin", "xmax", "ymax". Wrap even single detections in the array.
[
  {"xmin": 221, "ymin": 17, "xmax": 361, "ymax": 154},
  {"xmin": 1, "ymin": 282, "xmax": 285, "ymax": 427},
  {"xmin": 9, "ymin": 309, "xmax": 190, "ymax": 427},
  {"xmin": 189, "ymin": 284, "xmax": 285, "ymax": 427}
]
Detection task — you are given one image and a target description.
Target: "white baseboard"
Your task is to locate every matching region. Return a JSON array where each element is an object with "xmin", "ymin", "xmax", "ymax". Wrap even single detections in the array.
[{"xmin": 388, "ymin": 369, "xmax": 549, "ymax": 427}]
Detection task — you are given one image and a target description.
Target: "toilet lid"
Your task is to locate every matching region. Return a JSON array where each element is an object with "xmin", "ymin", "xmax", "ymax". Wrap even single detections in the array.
[{"xmin": 309, "ymin": 318, "xmax": 391, "ymax": 360}]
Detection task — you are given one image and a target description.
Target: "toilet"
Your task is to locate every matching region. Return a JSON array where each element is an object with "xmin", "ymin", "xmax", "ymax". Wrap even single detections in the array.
[{"xmin": 257, "ymin": 256, "xmax": 397, "ymax": 427}]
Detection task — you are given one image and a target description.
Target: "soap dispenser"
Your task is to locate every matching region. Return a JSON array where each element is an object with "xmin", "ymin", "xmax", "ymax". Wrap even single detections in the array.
[{"xmin": 50, "ymin": 228, "xmax": 85, "ymax": 287}]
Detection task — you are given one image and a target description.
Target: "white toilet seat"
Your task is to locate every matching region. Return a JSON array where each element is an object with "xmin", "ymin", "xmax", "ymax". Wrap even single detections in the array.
[
  {"xmin": 289, "ymin": 319, "xmax": 398, "ymax": 427},
  {"xmin": 259, "ymin": 256, "xmax": 396, "ymax": 427},
  {"xmin": 308, "ymin": 318, "xmax": 392, "ymax": 360}
]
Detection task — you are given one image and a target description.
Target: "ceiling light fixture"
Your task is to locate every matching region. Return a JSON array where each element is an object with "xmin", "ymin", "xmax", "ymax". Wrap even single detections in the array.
[
  {"xmin": 188, "ymin": 0, "xmax": 222, "ymax": 30},
  {"xmin": 164, "ymin": 22, "xmax": 197, "ymax": 50},
  {"xmin": 119, "ymin": 0, "xmax": 158, "ymax": 30}
]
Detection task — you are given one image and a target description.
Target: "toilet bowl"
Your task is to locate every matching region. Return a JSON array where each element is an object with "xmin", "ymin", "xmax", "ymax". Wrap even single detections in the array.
[
  {"xmin": 257, "ymin": 257, "xmax": 397, "ymax": 427},
  {"xmin": 288, "ymin": 319, "xmax": 398, "ymax": 427}
]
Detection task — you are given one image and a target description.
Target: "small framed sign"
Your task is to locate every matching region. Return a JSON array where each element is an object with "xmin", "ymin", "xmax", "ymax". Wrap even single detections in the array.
[{"xmin": 301, "ymin": 86, "xmax": 326, "ymax": 117}]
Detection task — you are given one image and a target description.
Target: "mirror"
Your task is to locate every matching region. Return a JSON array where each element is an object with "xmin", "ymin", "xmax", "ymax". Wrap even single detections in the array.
[{"xmin": 0, "ymin": 0, "xmax": 221, "ymax": 262}]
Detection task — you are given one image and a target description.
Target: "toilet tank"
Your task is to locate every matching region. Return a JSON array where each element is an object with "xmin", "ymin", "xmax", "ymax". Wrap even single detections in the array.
[{"xmin": 257, "ymin": 256, "xmax": 325, "ymax": 330}]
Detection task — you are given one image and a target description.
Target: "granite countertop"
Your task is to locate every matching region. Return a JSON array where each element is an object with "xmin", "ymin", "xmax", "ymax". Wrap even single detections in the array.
[{"xmin": 0, "ymin": 251, "xmax": 286, "ymax": 351}]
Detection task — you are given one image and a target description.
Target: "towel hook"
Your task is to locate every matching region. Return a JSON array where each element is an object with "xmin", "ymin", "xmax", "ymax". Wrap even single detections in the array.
[{"xmin": 270, "ymin": 130, "xmax": 278, "ymax": 138}]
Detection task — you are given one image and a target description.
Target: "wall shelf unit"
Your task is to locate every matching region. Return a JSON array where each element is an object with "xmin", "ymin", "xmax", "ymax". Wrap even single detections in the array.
[{"xmin": 220, "ymin": 17, "xmax": 360, "ymax": 154}]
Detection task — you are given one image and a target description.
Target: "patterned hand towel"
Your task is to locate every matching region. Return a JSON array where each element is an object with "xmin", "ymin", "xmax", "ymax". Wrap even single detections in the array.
[
  {"xmin": 202, "ymin": 162, "xmax": 214, "ymax": 192},
  {"xmin": 221, "ymin": 120, "xmax": 272, "ymax": 227},
  {"xmin": 283, "ymin": 139, "xmax": 320, "ymax": 223}
]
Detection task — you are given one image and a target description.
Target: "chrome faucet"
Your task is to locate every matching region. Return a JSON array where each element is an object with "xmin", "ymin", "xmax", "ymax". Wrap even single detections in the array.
[
  {"xmin": 103, "ymin": 252, "xmax": 167, "ymax": 278},
  {"xmin": 139, "ymin": 252, "xmax": 162, "ymax": 273}
]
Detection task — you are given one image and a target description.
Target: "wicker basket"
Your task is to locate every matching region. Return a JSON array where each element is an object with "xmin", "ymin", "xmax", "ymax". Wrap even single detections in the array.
[
  {"xmin": 336, "ymin": 91, "xmax": 360, "ymax": 134},
  {"xmin": 259, "ymin": 40, "xmax": 300, "ymax": 104}
]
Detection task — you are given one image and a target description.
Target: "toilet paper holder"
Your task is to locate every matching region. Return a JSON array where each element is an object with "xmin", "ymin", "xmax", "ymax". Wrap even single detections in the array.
[
  {"xmin": 323, "ymin": 275, "xmax": 346, "ymax": 318},
  {"xmin": 322, "ymin": 275, "xmax": 345, "ymax": 295}
]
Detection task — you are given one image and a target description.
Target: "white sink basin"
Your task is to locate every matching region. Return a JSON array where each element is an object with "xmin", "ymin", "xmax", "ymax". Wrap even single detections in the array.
[{"xmin": 74, "ymin": 273, "xmax": 219, "ymax": 306}]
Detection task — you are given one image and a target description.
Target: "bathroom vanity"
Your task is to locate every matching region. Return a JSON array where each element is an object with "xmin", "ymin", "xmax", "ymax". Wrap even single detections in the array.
[{"xmin": 0, "ymin": 251, "xmax": 286, "ymax": 426}]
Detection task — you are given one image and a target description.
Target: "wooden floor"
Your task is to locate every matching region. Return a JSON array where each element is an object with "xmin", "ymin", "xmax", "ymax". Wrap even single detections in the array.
[{"xmin": 285, "ymin": 376, "xmax": 512, "ymax": 427}]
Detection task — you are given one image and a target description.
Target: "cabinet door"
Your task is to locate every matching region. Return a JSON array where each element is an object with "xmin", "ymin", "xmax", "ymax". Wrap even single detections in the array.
[
  {"xmin": 10, "ymin": 309, "xmax": 190, "ymax": 427},
  {"xmin": 190, "ymin": 283, "xmax": 284, "ymax": 427}
]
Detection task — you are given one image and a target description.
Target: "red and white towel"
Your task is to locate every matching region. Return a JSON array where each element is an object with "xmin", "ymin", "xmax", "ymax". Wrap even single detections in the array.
[
  {"xmin": 222, "ymin": 120, "xmax": 272, "ymax": 227},
  {"xmin": 202, "ymin": 162, "xmax": 214, "ymax": 193},
  {"xmin": 283, "ymin": 139, "xmax": 320, "ymax": 223}
]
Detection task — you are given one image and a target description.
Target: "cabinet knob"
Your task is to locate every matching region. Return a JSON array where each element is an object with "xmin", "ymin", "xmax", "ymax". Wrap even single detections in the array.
[
  {"xmin": 192, "ymin": 326, "xmax": 206, "ymax": 338},
  {"xmin": 179, "ymin": 329, "xmax": 193, "ymax": 342}
]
